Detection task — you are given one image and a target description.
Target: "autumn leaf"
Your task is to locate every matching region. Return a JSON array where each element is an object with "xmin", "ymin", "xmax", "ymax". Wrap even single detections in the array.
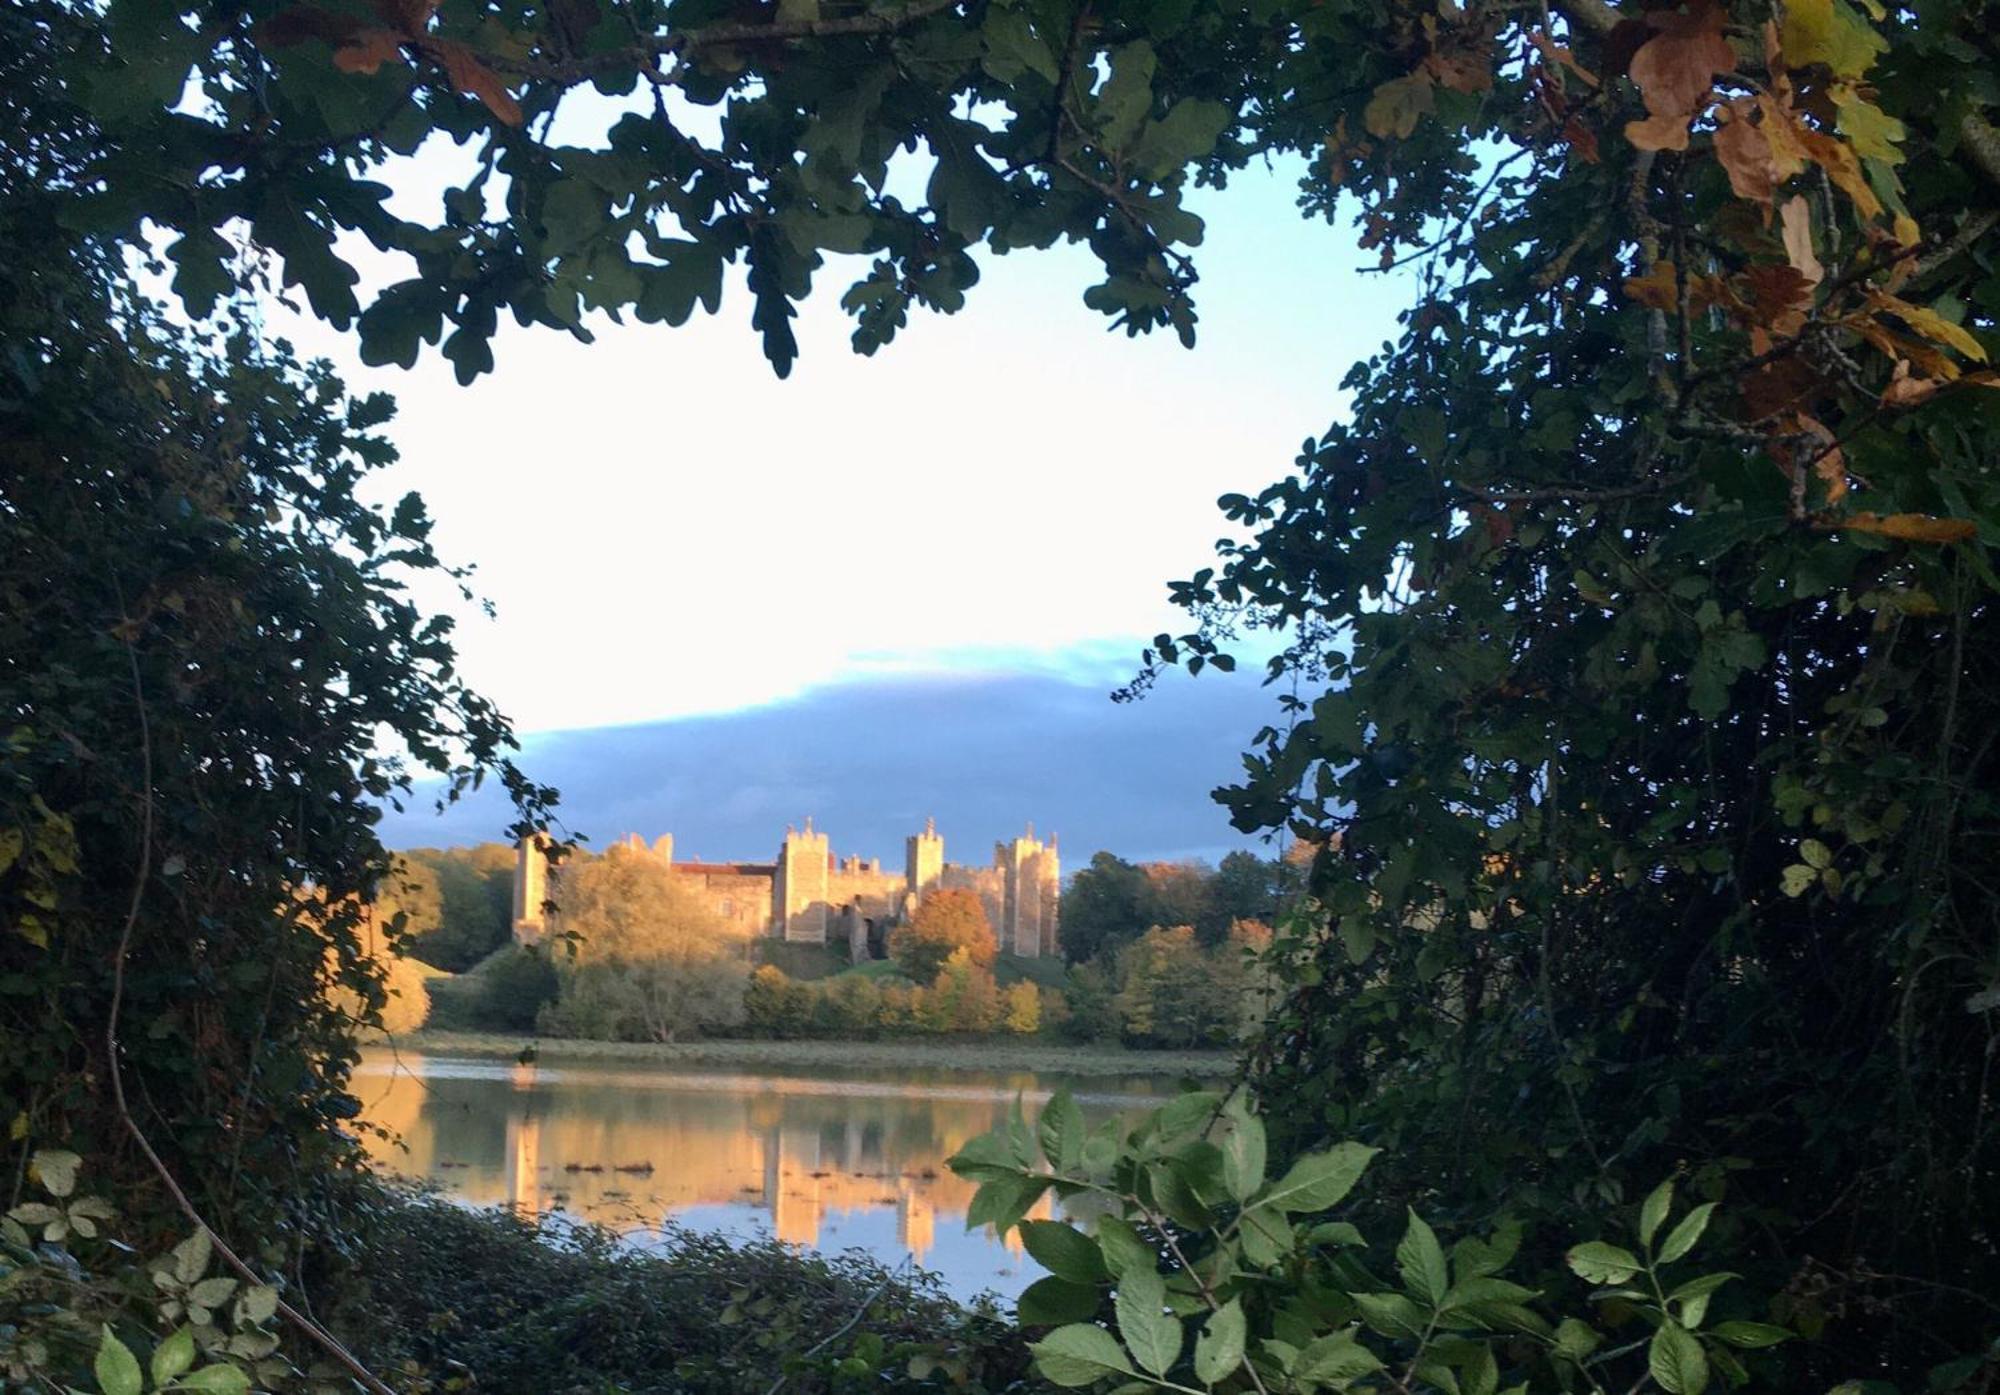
[
  {"xmin": 1623, "ymin": 1, "xmax": 1735, "ymax": 152},
  {"xmin": 1779, "ymin": 0, "xmax": 1887, "ymax": 79},
  {"xmin": 1779, "ymin": 196, "xmax": 1824, "ymax": 285},
  {"xmin": 1624, "ymin": 260, "xmax": 1680, "ymax": 310},
  {"xmin": 1865, "ymin": 290, "xmax": 1989, "ymax": 362},
  {"xmin": 1880, "ymin": 361, "xmax": 1941, "ymax": 407},
  {"xmin": 432, "ymin": 39, "xmax": 523, "ymax": 126},
  {"xmin": 331, "ymin": 28, "xmax": 405, "ymax": 74},
  {"xmin": 1840, "ymin": 512, "xmax": 1978, "ymax": 544},
  {"xmin": 1794, "ymin": 125, "xmax": 1883, "ymax": 220},
  {"xmin": 1714, "ymin": 100, "xmax": 1782, "ymax": 207},
  {"xmin": 1364, "ymin": 74, "xmax": 1435, "ymax": 139},
  {"xmin": 1531, "ymin": 30, "xmax": 1599, "ymax": 86}
]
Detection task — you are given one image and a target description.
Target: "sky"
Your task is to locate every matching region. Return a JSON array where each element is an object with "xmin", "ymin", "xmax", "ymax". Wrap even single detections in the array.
[{"xmin": 282, "ymin": 127, "xmax": 1412, "ymax": 866}]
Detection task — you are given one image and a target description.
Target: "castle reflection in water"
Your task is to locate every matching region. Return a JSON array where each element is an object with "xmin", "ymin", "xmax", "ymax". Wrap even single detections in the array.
[{"xmin": 354, "ymin": 1051, "xmax": 1168, "ymax": 1297}]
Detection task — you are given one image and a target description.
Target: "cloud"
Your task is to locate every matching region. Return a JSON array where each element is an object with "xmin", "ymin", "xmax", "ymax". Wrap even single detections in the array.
[{"xmin": 379, "ymin": 665, "xmax": 1292, "ymax": 867}]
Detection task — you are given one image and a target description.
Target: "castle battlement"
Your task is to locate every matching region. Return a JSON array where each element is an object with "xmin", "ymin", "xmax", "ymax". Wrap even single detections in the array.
[{"xmin": 512, "ymin": 817, "xmax": 1060, "ymax": 958}]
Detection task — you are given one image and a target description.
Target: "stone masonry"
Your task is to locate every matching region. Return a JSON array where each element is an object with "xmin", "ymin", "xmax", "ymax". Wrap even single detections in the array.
[{"xmin": 511, "ymin": 817, "xmax": 1060, "ymax": 958}]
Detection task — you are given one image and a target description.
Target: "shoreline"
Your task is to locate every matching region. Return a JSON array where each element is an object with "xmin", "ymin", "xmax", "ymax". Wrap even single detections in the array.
[{"xmin": 389, "ymin": 1029, "xmax": 1238, "ymax": 1078}]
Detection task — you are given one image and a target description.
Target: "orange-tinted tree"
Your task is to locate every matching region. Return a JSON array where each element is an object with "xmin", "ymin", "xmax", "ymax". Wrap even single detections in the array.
[{"xmin": 887, "ymin": 888, "xmax": 996, "ymax": 985}]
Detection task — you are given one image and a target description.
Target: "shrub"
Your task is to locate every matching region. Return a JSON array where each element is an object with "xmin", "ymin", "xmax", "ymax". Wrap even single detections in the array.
[{"xmin": 477, "ymin": 947, "xmax": 559, "ymax": 1032}]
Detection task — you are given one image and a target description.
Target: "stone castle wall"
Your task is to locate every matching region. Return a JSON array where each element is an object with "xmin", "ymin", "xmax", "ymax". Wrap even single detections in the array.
[{"xmin": 513, "ymin": 817, "xmax": 1060, "ymax": 958}]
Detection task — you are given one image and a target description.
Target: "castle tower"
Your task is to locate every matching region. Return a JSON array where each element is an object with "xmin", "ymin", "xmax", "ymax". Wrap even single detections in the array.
[
  {"xmin": 653, "ymin": 833, "xmax": 674, "ymax": 864},
  {"xmin": 995, "ymin": 825, "xmax": 1061, "ymax": 958},
  {"xmin": 904, "ymin": 817, "xmax": 943, "ymax": 901},
  {"xmin": 511, "ymin": 832, "xmax": 552, "ymax": 944},
  {"xmin": 774, "ymin": 819, "xmax": 832, "ymax": 943}
]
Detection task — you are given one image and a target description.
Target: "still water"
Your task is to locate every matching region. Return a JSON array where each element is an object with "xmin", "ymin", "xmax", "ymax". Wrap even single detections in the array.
[{"xmin": 354, "ymin": 1049, "xmax": 1181, "ymax": 1304}]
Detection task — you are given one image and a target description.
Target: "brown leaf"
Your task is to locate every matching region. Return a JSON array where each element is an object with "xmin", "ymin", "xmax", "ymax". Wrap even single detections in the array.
[
  {"xmin": 1561, "ymin": 114, "xmax": 1602, "ymax": 163},
  {"xmin": 1841, "ymin": 512, "xmax": 1978, "ymax": 544},
  {"xmin": 431, "ymin": 39, "xmax": 524, "ymax": 126},
  {"xmin": 1714, "ymin": 100, "xmax": 1781, "ymax": 207},
  {"xmin": 1624, "ymin": 260, "xmax": 1680, "ymax": 310},
  {"xmin": 1779, "ymin": 195, "xmax": 1824, "ymax": 286},
  {"xmin": 331, "ymin": 27, "xmax": 405, "ymax": 73},
  {"xmin": 1880, "ymin": 360, "xmax": 1941, "ymax": 407},
  {"xmin": 1794, "ymin": 125, "xmax": 1882, "ymax": 220},
  {"xmin": 1531, "ymin": 29, "xmax": 1600, "ymax": 86},
  {"xmin": 1623, "ymin": 1, "xmax": 1736, "ymax": 151}
]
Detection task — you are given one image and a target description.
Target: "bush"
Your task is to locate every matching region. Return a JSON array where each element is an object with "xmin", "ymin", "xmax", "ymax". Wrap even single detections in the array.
[
  {"xmin": 477, "ymin": 947, "xmax": 559, "ymax": 1031},
  {"xmin": 346, "ymin": 1191, "xmax": 1030, "ymax": 1395}
]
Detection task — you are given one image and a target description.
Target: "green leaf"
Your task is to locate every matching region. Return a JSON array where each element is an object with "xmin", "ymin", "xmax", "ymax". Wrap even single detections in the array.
[
  {"xmin": 1565, "ymin": 1241, "xmax": 1642, "ymax": 1285},
  {"xmin": 1021, "ymin": 1221, "xmax": 1109, "ymax": 1285},
  {"xmin": 1649, "ymin": 1323, "xmax": 1709, "ymax": 1395},
  {"xmin": 1095, "ymin": 1217, "xmax": 1156, "ymax": 1280},
  {"xmin": 1554, "ymin": 1318, "xmax": 1602, "ymax": 1361},
  {"xmin": 1039, "ymin": 1090, "xmax": 1087, "ymax": 1173},
  {"xmin": 1019, "ymin": 1276, "xmax": 1103, "ymax": 1327},
  {"xmin": 95, "ymin": 1326, "xmax": 143, "ymax": 1395},
  {"xmin": 1396, "ymin": 1209, "xmax": 1449, "ymax": 1307},
  {"xmin": 966, "ymin": 1174, "xmax": 1049, "ymax": 1234},
  {"xmin": 177, "ymin": 1365, "xmax": 251, "ymax": 1394},
  {"xmin": 1032, "ymin": 1323, "xmax": 1135, "ymax": 1388},
  {"xmin": 1221, "ymin": 1102, "xmax": 1266, "ymax": 1202},
  {"xmin": 1114, "ymin": 1266, "xmax": 1182, "ymax": 1377},
  {"xmin": 236, "ymin": 1285, "xmax": 279, "ymax": 1327},
  {"xmin": 32, "ymin": 1149, "xmax": 81, "ymax": 1199},
  {"xmin": 1352, "ymin": 1292, "xmax": 1427, "ymax": 1340},
  {"xmin": 1668, "ymin": 1272, "xmax": 1737, "ymax": 1328},
  {"xmin": 1259, "ymin": 1143, "xmax": 1378, "ymax": 1214},
  {"xmin": 1639, "ymin": 1180, "xmax": 1674, "ymax": 1248},
  {"xmin": 1238, "ymin": 1206, "xmax": 1294, "ymax": 1268},
  {"xmin": 1195, "ymin": 1299, "xmax": 1247, "ymax": 1385},
  {"xmin": 1656, "ymin": 1203, "xmax": 1717, "ymax": 1264},
  {"xmin": 1094, "ymin": 42, "xmax": 1157, "ymax": 150},
  {"xmin": 152, "ymin": 1325, "xmax": 197, "ymax": 1385},
  {"xmin": 1781, "ymin": 865, "xmax": 1818, "ymax": 897},
  {"xmin": 1710, "ymin": 1321, "xmax": 1792, "ymax": 1349},
  {"xmin": 1800, "ymin": 839, "xmax": 1833, "ymax": 869},
  {"xmin": 189, "ymin": 1276, "xmax": 237, "ymax": 1308},
  {"xmin": 1296, "ymin": 1330, "xmax": 1385, "ymax": 1387}
]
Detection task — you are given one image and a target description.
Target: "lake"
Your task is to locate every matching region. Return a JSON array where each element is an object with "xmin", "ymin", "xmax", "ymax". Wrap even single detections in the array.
[{"xmin": 353, "ymin": 1048, "xmax": 1184, "ymax": 1303}]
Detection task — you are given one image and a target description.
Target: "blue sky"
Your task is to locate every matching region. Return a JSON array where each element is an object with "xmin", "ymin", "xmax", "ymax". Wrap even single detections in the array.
[{"xmin": 289, "ymin": 139, "xmax": 1411, "ymax": 863}]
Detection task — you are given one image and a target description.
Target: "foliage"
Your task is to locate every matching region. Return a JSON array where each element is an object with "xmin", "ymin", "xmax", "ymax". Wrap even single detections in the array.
[
  {"xmin": 343, "ymin": 1188, "xmax": 1033, "ymax": 1395},
  {"xmin": 1066, "ymin": 853, "xmax": 1292, "ymax": 963},
  {"xmin": 950, "ymin": 1089, "xmax": 1802, "ymax": 1395},
  {"xmin": 889, "ymin": 887, "xmax": 997, "ymax": 984},
  {"xmin": 401, "ymin": 843, "xmax": 515, "ymax": 970},
  {"xmin": 1, "ymin": 1151, "xmax": 293, "ymax": 1394},
  {"xmin": 0, "ymin": 0, "xmax": 555, "ymax": 1257},
  {"xmin": 1002, "ymin": 979, "xmax": 1044, "ymax": 1034},
  {"xmin": 1113, "ymin": 923, "xmax": 1274, "ymax": 1049},
  {"xmin": 322, "ymin": 910, "xmax": 433, "ymax": 1038},
  {"xmin": 536, "ymin": 845, "xmax": 751, "ymax": 1041},
  {"xmin": 473, "ymin": 945, "xmax": 561, "ymax": 1031}
]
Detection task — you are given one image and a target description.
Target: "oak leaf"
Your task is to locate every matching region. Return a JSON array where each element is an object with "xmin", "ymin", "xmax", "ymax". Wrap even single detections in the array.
[
  {"xmin": 432, "ymin": 39, "xmax": 523, "ymax": 126},
  {"xmin": 1714, "ymin": 100, "xmax": 1781, "ymax": 207},
  {"xmin": 1623, "ymin": 2, "xmax": 1735, "ymax": 152},
  {"xmin": 1841, "ymin": 512, "xmax": 1977, "ymax": 544},
  {"xmin": 1364, "ymin": 74, "xmax": 1436, "ymax": 139}
]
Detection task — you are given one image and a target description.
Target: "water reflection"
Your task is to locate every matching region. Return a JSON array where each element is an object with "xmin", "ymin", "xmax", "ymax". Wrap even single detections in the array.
[{"xmin": 353, "ymin": 1050, "xmax": 1176, "ymax": 1301}]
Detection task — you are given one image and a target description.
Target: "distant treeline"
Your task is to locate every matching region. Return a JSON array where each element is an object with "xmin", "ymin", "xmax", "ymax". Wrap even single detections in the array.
[{"xmin": 393, "ymin": 841, "xmax": 1300, "ymax": 1050}]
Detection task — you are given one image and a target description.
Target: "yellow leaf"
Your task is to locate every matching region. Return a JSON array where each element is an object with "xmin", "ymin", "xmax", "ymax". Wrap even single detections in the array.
[
  {"xmin": 1779, "ymin": 0, "xmax": 1887, "ymax": 79},
  {"xmin": 1866, "ymin": 291, "xmax": 1989, "ymax": 362},
  {"xmin": 1842, "ymin": 512, "xmax": 1978, "ymax": 544},
  {"xmin": 1831, "ymin": 85, "xmax": 1905, "ymax": 164},
  {"xmin": 1363, "ymin": 74, "xmax": 1435, "ymax": 139}
]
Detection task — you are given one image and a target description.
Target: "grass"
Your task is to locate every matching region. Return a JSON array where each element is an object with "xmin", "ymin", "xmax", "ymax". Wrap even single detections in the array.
[{"xmin": 395, "ymin": 1028, "xmax": 1236, "ymax": 1078}]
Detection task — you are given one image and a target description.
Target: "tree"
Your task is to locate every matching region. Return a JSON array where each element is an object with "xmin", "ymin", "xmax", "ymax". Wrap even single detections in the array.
[
  {"xmin": 920, "ymin": 947, "xmax": 1000, "ymax": 1033},
  {"xmin": 0, "ymin": 0, "xmax": 555, "ymax": 1256},
  {"xmin": 744, "ymin": 965, "xmax": 813, "ymax": 1040},
  {"xmin": 1000, "ymin": 981, "xmax": 1042, "ymax": 1036},
  {"xmin": 404, "ymin": 844, "xmax": 515, "ymax": 970},
  {"xmin": 1112, "ymin": 926, "xmax": 1239, "ymax": 1048},
  {"xmin": 375, "ymin": 857, "xmax": 444, "ymax": 947},
  {"xmin": 1210, "ymin": 851, "xmax": 1278, "ymax": 930},
  {"xmin": 1058, "ymin": 853, "xmax": 1151, "ymax": 965},
  {"xmin": 1138, "ymin": 860, "xmax": 1220, "ymax": 942},
  {"xmin": 542, "ymin": 846, "xmax": 749, "ymax": 1041},
  {"xmin": 476, "ymin": 947, "xmax": 560, "ymax": 1032},
  {"xmin": 888, "ymin": 888, "xmax": 995, "ymax": 985}
]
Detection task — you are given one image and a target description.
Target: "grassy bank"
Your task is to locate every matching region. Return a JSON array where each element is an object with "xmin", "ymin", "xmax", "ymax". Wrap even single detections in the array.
[{"xmin": 395, "ymin": 1028, "xmax": 1236, "ymax": 1078}]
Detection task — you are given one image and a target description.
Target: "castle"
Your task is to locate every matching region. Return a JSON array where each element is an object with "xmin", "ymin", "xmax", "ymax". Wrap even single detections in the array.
[{"xmin": 512, "ymin": 817, "xmax": 1061, "ymax": 959}]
